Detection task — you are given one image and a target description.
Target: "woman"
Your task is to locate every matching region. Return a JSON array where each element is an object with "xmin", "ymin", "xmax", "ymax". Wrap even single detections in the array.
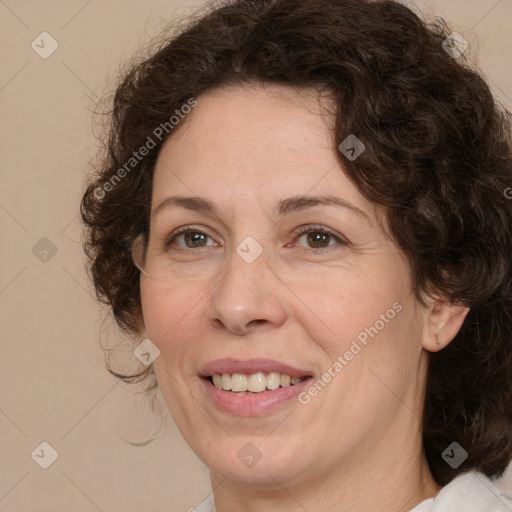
[{"xmin": 80, "ymin": 0, "xmax": 512, "ymax": 510}]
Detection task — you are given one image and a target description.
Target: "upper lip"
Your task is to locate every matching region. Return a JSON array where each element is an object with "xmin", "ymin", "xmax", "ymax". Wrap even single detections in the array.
[{"xmin": 199, "ymin": 358, "xmax": 313, "ymax": 379}]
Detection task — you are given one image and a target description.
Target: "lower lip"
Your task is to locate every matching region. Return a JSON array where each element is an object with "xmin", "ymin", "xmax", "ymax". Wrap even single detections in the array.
[{"xmin": 201, "ymin": 377, "xmax": 312, "ymax": 416}]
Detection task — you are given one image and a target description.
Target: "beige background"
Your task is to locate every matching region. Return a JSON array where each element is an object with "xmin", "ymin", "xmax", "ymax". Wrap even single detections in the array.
[{"xmin": 1, "ymin": 1, "xmax": 511, "ymax": 511}]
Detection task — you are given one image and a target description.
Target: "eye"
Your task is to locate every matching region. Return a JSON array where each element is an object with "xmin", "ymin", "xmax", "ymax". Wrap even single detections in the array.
[
  {"xmin": 293, "ymin": 225, "xmax": 347, "ymax": 251},
  {"xmin": 163, "ymin": 224, "xmax": 347, "ymax": 252},
  {"xmin": 164, "ymin": 226, "xmax": 218, "ymax": 250}
]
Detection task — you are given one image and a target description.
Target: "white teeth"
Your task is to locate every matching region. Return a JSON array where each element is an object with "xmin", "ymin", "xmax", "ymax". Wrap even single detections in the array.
[
  {"xmin": 221, "ymin": 374, "xmax": 231, "ymax": 390},
  {"xmin": 212, "ymin": 374, "xmax": 222, "ymax": 388},
  {"xmin": 231, "ymin": 373, "xmax": 248, "ymax": 392},
  {"xmin": 266, "ymin": 372, "xmax": 281, "ymax": 390},
  {"xmin": 280, "ymin": 374, "xmax": 291, "ymax": 387},
  {"xmin": 210, "ymin": 372, "xmax": 307, "ymax": 393},
  {"xmin": 248, "ymin": 372, "xmax": 266, "ymax": 392}
]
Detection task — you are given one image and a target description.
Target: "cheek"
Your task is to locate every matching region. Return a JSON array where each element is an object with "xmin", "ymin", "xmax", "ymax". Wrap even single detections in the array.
[
  {"xmin": 290, "ymin": 266, "xmax": 408, "ymax": 358},
  {"xmin": 140, "ymin": 281, "xmax": 203, "ymax": 354}
]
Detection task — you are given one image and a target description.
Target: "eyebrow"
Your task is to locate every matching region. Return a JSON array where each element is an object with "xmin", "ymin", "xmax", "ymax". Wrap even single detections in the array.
[{"xmin": 152, "ymin": 194, "xmax": 369, "ymax": 220}]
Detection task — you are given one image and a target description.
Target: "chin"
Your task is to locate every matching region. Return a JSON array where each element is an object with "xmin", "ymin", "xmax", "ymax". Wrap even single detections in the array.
[{"xmin": 195, "ymin": 435, "xmax": 310, "ymax": 486}]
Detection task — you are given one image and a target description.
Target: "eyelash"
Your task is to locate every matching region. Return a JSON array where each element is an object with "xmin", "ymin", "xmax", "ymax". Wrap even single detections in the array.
[{"xmin": 164, "ymin": 224, "xmax": 347, "ymax": 253}]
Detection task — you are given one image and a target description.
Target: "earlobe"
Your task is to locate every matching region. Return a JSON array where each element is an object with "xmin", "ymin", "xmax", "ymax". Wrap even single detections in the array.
[{"xmin": 422, "ymin": 297, "xmax": 470, "ymax": 352}]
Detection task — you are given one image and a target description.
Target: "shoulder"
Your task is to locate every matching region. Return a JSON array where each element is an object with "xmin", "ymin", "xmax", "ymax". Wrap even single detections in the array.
[{"xmin": 411, "ymin": 471, "xmax": 512, "ymax": 512}]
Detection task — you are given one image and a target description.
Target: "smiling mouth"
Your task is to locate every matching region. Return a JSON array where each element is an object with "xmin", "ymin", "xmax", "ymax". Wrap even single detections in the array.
[{"xmin": 206, "ymin": 372, "xmax": 312, "ymax": 394}]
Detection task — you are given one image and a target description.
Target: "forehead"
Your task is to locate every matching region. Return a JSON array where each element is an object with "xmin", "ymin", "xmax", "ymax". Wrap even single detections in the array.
[
  {"xmin": 151, "ymin": 83, "xmax": 380, "ymax": 223},
  {"xmin": 157, "ymin": 84, "xmax": 334, "ymax": 161}
]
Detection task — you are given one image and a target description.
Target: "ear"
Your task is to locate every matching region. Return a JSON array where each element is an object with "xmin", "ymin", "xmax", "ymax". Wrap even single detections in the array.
[{"xmin": 421, "ymin": 295, "xmax": 470, "ymax": 352}]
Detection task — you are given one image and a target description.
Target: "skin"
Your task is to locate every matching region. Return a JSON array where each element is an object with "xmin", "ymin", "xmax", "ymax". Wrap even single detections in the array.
[{"xmin": 138, "ymin": 83, "xmax": 470, "ymax": 512}]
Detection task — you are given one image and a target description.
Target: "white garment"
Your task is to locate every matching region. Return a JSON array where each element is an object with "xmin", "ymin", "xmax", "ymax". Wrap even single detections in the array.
[
  {"xmin": 409, "ymin": 471, "xmax": 512, "ymax": 511},
  {"xmin": 193, "ymin": 471, "xmax": 512, "ymax": 511}
]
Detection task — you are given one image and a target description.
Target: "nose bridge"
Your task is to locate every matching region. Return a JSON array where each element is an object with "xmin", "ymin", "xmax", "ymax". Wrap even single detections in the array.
[{"xmin": 209, "ymin": 234, "xmax": 286, "ymax": 334}]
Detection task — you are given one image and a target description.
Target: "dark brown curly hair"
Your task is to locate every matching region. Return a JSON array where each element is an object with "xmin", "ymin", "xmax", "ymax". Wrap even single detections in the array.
[{"xmin": 80, "ymin": 0, "xmax": 512, "ymax": 486}]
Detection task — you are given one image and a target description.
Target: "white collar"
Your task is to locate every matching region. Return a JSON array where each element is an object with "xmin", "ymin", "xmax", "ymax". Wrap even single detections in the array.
[{"xmin": 409, "ymin": 471, "xmax": 512, "ymax": 511}]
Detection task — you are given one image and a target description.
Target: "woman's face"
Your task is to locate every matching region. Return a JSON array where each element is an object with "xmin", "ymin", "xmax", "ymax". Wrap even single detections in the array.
[{"xmin": 140, "ymin": 83, "xmax": 432, "ymax": 487}]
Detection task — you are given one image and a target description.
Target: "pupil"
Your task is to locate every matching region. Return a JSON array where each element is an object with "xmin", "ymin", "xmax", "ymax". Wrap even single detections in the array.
[
  {"xmin": 186, "ymin": 232, "xmax": 206, "ymax": 247},
  {"xmin": 308, "ymin": 232, "xmax": 328, "ymax": 248}
]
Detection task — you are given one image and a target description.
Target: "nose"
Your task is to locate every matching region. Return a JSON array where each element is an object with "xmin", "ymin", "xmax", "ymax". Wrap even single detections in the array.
[{"xmin": 209, "ymin": 244, "xmax": 287, "ymax": 336}]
